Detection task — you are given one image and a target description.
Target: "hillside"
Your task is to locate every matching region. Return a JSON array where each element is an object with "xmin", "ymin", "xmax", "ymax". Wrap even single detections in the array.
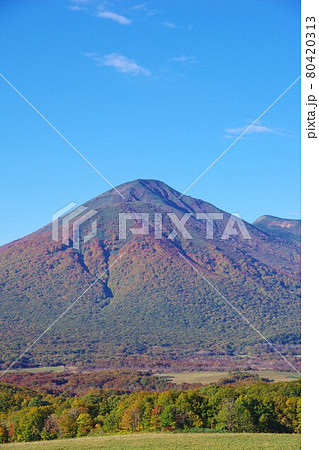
[
  {"xmin": 253, "ymin": 215, "xmax": 301, "ymax": 244},
  {"xmin": 0, "ymin": 180, "xmax": 300, "ymax": 371}
]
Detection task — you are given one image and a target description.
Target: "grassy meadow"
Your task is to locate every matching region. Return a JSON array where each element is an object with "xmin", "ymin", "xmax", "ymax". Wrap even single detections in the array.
[
  {"xmin": 157, "ymin": 371, "xmax": 300, "ymax": 384},
  {"xmin": 1, "ymin": 433, "xmax": 301, "ymax": 449},
  {"xmin": 7, "ymin": 366, "xmax": 65, "ymax": 374}
]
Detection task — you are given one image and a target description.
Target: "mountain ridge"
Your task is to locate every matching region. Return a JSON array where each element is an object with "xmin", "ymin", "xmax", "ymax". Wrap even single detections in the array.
[
  {"xmin": 0, "ymin": 179, "xmax": 299, "ymax": 250},
  {"xmin": 252, "ymin": 214, "xmax": 301, "ymax": 243}
]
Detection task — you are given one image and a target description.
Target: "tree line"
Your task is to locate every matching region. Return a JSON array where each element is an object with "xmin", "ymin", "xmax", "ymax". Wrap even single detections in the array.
[{"xmin": 0, "ymin": 379, "xmax": 300, "ymax": 443}]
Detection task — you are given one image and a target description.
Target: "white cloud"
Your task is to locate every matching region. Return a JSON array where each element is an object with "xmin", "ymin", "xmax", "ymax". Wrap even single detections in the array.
[
  {"xmin": 223, "ymin": 123, "xmax": 289, "ymax": 139},
  {"xmin": 92, "ymin": 53, "xmax": 151, "ymax": 76},
  {"xmin": 170, "ymin": 56, "xmax": 198, "ymax": 64},
  {"xmin": 226, "ymin": 124, "xmax": 275, "ymax": 135},
  {"xmin": 131, "ymin": 3, "xmax": 147, "ymax": 10},
  {"xmin": 68, "ymin": 5, "xmax": 86, "ymax": 11},
  {"xmin": 130, "ymin": 3, "xmax": 159, "ymax": 16},
  {"xmin": 97, "ymin": 11, "xmax": 132, "ymax": 25},
  {"xmin": 147, "ymin": 9, "xmax": 159, "ymax": 16},
  {"xmin": 163, "ymin": 21, "xmax": 178, "ymax": 29},
  {"xmin": 68, "ymin": 0, "xmax": 90, "ymax": 10},
  {"xmin": 69, "ymin": 1, "xmax": 157, "ymax": 21}
]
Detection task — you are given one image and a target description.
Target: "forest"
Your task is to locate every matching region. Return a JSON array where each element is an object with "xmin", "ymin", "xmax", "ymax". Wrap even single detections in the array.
[{"xmin": 0, "ymin": 376, "xmax": 300, "ymax": 444}]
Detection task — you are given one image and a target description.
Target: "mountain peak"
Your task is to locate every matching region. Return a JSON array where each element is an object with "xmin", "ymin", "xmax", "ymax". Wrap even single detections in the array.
[
  {"xmin": 86, "ymin": 178, "xmax": 208, "ymax": 213},
  {"xmin": 112, "ymin": 179, "xmax": 183, "ymax": 201}
]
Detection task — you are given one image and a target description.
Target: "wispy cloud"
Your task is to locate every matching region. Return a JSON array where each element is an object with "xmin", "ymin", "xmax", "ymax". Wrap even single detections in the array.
[
  {"xmin": 90, "ymin": 53, "xmax": 151, "ymax": 76},
  {"xmin": 69, "ymin": 1, "xmax": 132, "ymax": 24},
  {"xmin": 70, "ymin": 0, "xmax": 90, "ymax": 3},
  {"xmin": 223, "ymin": 123, "xmax": 290, "ymax": 139},
  {"xmin": 130, "ymin": 3, "xmax": 159, "ymax": 16},
  {"xmin": 68, "ymin": 5, "xmax": 86, "ymax": 11},
  {"xmin": 131, "ymin": 3, "xmax": 147, "ymax": 10},
  {"xmin": 163, "ymin": 21, "xmax": 192, "ymax": 30},
  {"xmin": 147, "ymin": 9, "xmax": 159, "ymax": 17},
  {"xmin": 226, "ymin": 124, "xmax": 276, "ymax": 135},
  {"xmin": 170, "ymin": 56, "xmax": 198, "ymax": 65},
  {"xmin": 163, "ymin": 21, "xmax": 178, "ymax": 29},
  {"xmin": 68, "ymin": 0, "xmax": 90, "ymax": 11},
  {"xmin": 97, "ymin": 11, "xmax": 132, "ymax": 25}
]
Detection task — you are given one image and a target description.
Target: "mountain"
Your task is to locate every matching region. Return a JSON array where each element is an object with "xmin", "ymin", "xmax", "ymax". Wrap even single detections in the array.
[
  {"xmin": 0, "ymin": 180, "xmax": 300, "ymax": 372},
  {"xmin": 253, "ymin": 215, "xmax": 301, "ymax": 243}
]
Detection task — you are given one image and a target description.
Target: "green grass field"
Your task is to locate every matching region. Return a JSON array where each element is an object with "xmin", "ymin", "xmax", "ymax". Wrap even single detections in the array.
[
  {"xmin": 1, "ymin": 433, "xmax": 301, "ymax": 449},
  {"xmin": 157, "ymin": 371, "xmax": 300, "ymax": 384},
  {"xmin": 7, "ymin": 366, "xmax": 65, "ymax": 374}
]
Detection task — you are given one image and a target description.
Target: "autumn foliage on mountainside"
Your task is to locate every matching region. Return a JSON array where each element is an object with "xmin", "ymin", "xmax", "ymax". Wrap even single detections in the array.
[{"xmin": 0, "ymin": 180, "xmax": 301, "ymax": 370}]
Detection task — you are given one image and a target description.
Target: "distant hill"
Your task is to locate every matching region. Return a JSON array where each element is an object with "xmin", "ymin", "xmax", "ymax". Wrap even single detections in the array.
[
  {"xmin": 0, "ymin": 180, "xmax": 300, "ymax": 371},
  {"xmin": 253, "ymin": 215, "xmax": 301, "ymax": 243}
]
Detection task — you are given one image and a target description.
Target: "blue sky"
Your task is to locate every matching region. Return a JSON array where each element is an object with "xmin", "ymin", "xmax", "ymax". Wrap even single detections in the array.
[{"xmin": 0, "ymin": 0, "xmax": 300, "ymax": 245}]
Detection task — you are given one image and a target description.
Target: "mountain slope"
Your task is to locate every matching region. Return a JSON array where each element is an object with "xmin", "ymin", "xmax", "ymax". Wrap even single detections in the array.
[
  {"xmin": 0, "ymin": 180, "xmax": 300, "ymax": 371},
  {"xmin": 253, "ymin": 215, "xmax": 301, "ymax": 244}
]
